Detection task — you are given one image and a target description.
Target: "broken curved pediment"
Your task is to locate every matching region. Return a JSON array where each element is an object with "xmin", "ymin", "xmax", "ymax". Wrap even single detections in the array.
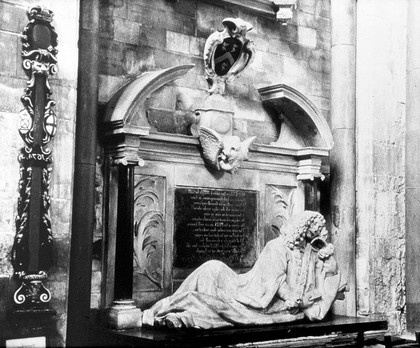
[
  {"xmin": 258, "ymin": 84, "xmax": 334, "ymax": 150},
  {"xmin": 103, "ymin": 64, "xmax": 196, "ymax": 137},
  {"xmin": 102, "ymin": 64, "xmax": 332, "ymax": 182}
]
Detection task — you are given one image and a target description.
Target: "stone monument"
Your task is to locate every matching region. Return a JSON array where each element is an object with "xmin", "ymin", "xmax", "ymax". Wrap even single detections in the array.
[{"xmin": 142, "ymin": 211, "xmax": 348, "ymax": 329}]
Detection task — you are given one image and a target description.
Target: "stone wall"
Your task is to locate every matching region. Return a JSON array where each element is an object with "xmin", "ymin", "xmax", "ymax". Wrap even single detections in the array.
[
  {"xmin": 93, "ymin": 0, "xmax": 332, "ymax": 308},
  {"xmin": 356, "ymin": 0, "xmax": 407, "ymax": 334},
  {"xmin": 0, "ymin": 1, "xmax": 79, "ymax": 346},
  {"xmin": 97, "ymin": 0, "xmax": 331, "ymax": 111}
]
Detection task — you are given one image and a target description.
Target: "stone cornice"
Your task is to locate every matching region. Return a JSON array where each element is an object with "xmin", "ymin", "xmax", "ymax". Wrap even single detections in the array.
[
  {"xmin": 200, "ymin": 0, "xmax": 277, "ymax": 19},
  {"xmin": 125, "ymin": 132, "xmax": 329, "ymax": 176}
]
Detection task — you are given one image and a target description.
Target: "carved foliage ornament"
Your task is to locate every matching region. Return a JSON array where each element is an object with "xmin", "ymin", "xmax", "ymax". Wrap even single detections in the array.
[
  {"xmin": 268, "ymin": 185, "xmax": 296, "ymax": 237},
  {"xmin": 11, "ymin": 6, "xmax": 58, "ymax": 306},
  {"xmin": 204, "ymin": 18, "xmax": 255, "ymax": 94},
  {"xmin": 133, "ymin": 176, "xmax": 164, "ymax": 290}
]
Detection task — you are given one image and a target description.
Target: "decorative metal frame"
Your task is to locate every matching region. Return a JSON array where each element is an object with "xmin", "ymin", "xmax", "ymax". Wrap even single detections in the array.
[{"xmin": 11, "ymin": 6, "xmax": 58, "ymax": 306}]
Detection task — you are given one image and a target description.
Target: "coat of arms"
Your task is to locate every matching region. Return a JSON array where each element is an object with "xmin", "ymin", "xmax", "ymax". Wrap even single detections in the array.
[{"xmin": 203, "ymin": 18, "xmax": 255, "ymax": 94}]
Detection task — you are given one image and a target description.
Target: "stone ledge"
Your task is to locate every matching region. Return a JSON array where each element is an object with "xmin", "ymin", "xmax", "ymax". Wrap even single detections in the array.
[
  {"xmin": 89, "ymin": 315, "xmax": 388, "ymax": 347},
  {"xmin": 201, "ymin": 0, "xmax": 277, "ymax": 19}
]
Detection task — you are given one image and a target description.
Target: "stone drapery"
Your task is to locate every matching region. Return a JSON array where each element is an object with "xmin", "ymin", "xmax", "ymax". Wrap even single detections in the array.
[{"xmin": 142, "ymin": 211, "xmax": 345, "ymax": 329}]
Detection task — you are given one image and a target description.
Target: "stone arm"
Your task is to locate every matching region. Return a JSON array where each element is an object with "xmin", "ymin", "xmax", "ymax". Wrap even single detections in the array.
[
  {"xmin": 277, "ymin": 280, "xmax": 295, "ymax": 301},
  {"xmin": 302, "ymin": 255, "xmax": 342, "ymax": 321},
  {"xmin": 235, "ymin": 240, "xmax": 295, "ymax": 310},
  {"xmin": 276, "ymin": 280, "xmax": 302, "ymax": 313},
  {"xmin": 274, "ymin": 252, "xmax": 302, "ymax": 310}
]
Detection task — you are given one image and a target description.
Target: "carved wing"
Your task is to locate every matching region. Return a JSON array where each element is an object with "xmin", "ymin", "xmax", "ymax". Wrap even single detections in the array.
[
  {"xmin": 199, "ymin": 126, "xmax": 224, "ymax": 169},
  {"xmin": 238, "ymin": 135, "xmax": 256, "ymax": 160}
]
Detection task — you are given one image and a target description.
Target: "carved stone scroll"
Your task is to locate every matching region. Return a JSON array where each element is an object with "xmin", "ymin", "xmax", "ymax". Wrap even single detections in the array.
[{"xmin": 11, "ymin": 6, "xmax": 58, "ymax": 307}]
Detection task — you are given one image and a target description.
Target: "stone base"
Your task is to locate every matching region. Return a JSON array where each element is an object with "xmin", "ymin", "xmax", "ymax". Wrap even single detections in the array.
[
  {"xmin": 89, "ymin": 315, "xmax": 388, "ymax": 348},
  {"xmin": 107, "ymin": 300, "xmax": 142, "ymax": 330},
  {"xmin": 2, "ymin": 307, "xmax": 57, "ymax": 346}
]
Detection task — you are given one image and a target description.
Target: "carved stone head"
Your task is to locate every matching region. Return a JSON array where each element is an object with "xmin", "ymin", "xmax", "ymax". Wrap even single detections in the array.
[{"xmin": 199, "ymin": 126, "xmax": 256, "ymax": 174}]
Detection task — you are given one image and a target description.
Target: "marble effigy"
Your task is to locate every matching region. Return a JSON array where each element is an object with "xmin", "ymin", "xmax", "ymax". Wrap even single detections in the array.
[{"xmin": 142, "ymin": 211, "xmax": 348, "ymax": 329}]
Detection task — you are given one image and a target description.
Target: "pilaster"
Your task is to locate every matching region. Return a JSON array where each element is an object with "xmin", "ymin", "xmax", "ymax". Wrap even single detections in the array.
[
  {"xmin": 405, "ymin": 0, "xmax": 420, "ymax": 332},
  {"xmin": 330, "ymin": 0, "xmax": 357, "ymax": 316}
]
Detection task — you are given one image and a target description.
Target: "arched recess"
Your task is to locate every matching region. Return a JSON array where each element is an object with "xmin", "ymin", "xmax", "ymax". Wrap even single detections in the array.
[{"xmin": 258, "ymin": 84, "xmax": 333, "ymax": 150}]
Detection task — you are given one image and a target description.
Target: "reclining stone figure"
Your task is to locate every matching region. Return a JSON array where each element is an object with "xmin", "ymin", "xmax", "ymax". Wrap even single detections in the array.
[{"xmin": 142, "ymin": 211, "xmax": 348, "ymax": 329}]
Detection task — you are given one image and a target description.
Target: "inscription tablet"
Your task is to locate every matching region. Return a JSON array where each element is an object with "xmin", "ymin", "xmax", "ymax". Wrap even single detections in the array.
[{"xmin": 174, "ymin": 187, "xmax": 257, "ymax": 268}]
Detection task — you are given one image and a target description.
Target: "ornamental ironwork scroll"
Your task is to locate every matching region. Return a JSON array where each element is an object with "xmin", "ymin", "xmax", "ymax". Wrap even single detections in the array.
[{"xmin": 11, "ymin": 6, "xmax": 58, "ymax": 306}]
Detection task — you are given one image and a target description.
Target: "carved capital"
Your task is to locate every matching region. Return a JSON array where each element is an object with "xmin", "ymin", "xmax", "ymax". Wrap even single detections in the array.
[
  {"xmin": 272, "ymin": 0, "xmax": 297, "ymax": 25},
  {"xmin": 106, "ymin": 133, "xmax": 146, "ymax": 167},
  {"xmin": 297, "ymin": 156, "xmax": 325, "ymax": 181},
  {"xmin": 111, "ymin": 156, "xmax": 145, "ymax": 167},
  {"xmin": 13, "ymin": 272, "xmax": 51, "ymax": 306}
]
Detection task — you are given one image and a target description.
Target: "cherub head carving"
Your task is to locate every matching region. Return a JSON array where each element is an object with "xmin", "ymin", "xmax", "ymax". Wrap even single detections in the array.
[{"xmin": 199, "ymin": 126, "xmax": 256, "ymax": 174}]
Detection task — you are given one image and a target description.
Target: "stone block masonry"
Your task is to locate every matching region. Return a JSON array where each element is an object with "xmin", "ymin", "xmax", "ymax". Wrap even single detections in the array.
[{"xmin": 98, "ymin": 0, "xmax": 331, "ymax": 114}]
